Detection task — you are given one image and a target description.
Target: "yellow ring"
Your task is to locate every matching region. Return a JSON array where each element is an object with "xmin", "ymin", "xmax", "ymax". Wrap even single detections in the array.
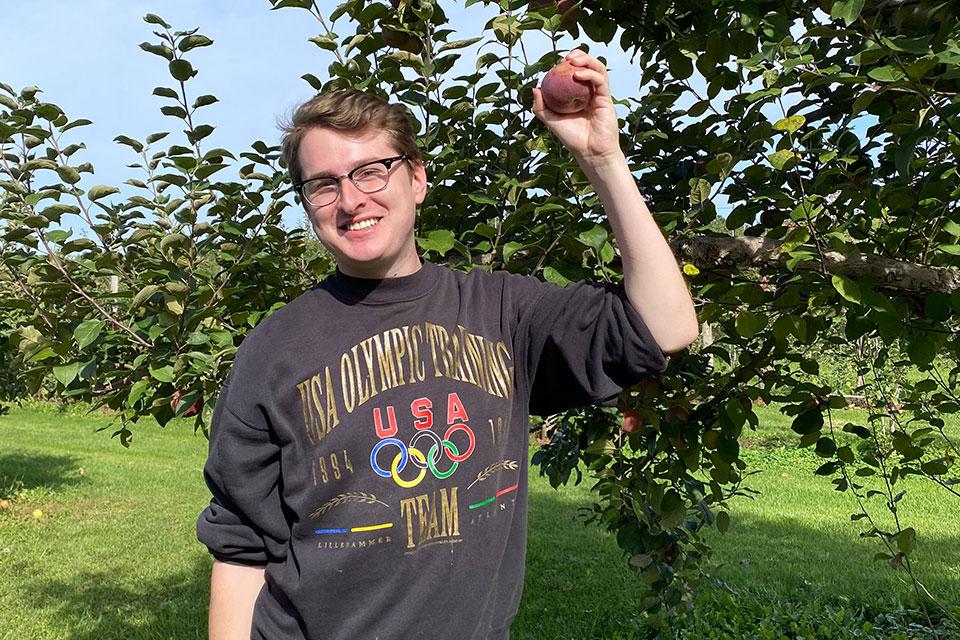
[{"xmin": 391, "ymin": 447, "xmax": 426, "ymax": 488}]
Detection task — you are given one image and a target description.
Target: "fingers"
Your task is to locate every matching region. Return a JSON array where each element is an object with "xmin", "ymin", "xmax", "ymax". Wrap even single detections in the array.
[
  {"xmin": 565, "ymin": 49, "xmax": 607, "ymax": 75},
  {"xmin": 531, "ymin": 87, "xmax": 546, "ymax": 120},
  {"xmin": 564, "ymin": 49, "xmax": 611, "ymax": 98}
]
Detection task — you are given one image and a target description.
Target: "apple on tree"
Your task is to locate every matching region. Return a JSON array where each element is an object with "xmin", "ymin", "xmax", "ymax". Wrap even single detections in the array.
[
  {"xmin": 171, "ymin": 390, "xmax": 203, "ymax": 417},
  {"xmin": 528, "ymin": 0, "xmax": 580, "ymax": 30}
]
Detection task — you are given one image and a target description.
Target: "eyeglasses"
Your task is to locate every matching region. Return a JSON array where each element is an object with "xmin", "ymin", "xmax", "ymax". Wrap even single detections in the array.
[{"xmin": 295, "ymin": 155, "xmax": 410, "ymax": 207}]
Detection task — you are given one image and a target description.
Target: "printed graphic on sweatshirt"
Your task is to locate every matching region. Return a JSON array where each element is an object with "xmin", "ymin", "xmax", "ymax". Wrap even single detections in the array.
[
  {"xmin": 310, "ymin": 491, "xmax": 393, "ymax": 546},
  {"xmin": 298, "ymin": 321, "xmax": 520, "ymax": 554},
  {"xmin": 369, "ymin": 393, "xmax": 475, "ymax": 488},
  {"xmin": 295, "ymin": 322, "xmax": 514, "ymax": 450}
]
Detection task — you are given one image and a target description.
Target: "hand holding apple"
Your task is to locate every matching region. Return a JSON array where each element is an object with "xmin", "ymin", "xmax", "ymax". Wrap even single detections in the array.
[{"xmin": 533, "ymin": 49, "xmax": 623, "ymax": 167}]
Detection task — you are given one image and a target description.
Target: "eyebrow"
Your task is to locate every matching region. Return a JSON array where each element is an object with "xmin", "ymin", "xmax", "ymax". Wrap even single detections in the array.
[{"xmin": 301, "ymin": 156, "xmax": 386, "ymax": 182}]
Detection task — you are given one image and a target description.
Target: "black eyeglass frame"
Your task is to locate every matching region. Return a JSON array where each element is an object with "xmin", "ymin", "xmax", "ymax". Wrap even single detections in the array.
[{"xmin": 293, "ymin": 154, "xmax": 410, "ymax": 206}]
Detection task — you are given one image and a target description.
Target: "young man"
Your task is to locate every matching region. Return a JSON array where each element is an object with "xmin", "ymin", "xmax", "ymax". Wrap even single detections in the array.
[{"xmin": 197, "ymin": 50, "xmax": 698, "ymax": 640}]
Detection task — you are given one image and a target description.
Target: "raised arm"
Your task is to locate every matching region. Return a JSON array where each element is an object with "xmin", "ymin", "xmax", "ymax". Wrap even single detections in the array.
[{"xmin": 533, "ymin": 49, "xmax": 698, "ymax": 354}]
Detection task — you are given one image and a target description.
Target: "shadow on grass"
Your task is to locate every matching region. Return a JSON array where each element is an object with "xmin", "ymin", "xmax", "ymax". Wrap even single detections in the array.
[
  {"xmin": 20, "ymin": 556, "xmax": 209, "ymax": 640},
  {"xmin": 515, "ymin": 487, "xmax": 960, "ymax": 640},
  {"xmin": 0, "ymin": 451, "xmax": 83, "ymax": 495}
]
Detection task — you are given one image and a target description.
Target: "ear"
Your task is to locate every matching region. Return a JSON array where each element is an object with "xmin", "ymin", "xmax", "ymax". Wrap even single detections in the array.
[{"xmin": 410, "ymin": 160, "xmax": 428, "ymax": 205}]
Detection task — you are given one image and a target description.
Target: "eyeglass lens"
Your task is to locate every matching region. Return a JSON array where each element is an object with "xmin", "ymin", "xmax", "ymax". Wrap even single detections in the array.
[{"xmin": 303, "ymin": 162, "xmax": 393, "ymax": 206}]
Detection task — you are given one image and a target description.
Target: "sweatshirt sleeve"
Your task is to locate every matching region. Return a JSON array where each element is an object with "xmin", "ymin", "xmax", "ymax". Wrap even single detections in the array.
[
  {"xmin": 519, "ymin": 279, "xmax": 668, "ymax": 417},
  {"xmin": 195, "ymin": 359, "xmax": 289, "ymax": 565}
]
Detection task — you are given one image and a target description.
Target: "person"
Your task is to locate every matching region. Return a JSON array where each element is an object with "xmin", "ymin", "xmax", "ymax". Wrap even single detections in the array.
[{"xmin": 196, "ymin": 49, "xmax": 698, "ymax": 640}]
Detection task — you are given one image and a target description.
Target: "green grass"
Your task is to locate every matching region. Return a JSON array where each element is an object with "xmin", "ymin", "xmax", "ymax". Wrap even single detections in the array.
[{"xmin": 0, "ymin": 402, "xmax": 957, "ymax": 639}]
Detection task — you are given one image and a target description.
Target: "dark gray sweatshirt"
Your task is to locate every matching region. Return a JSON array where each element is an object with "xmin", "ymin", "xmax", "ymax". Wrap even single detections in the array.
[{"xmin": 196, "ymin": 260, "xmax": 667, "ymax": 639}]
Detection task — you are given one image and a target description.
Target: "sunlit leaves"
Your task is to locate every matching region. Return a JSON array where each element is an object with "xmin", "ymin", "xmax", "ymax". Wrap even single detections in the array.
[
  {"xmin": 87, "ymin": 185, "xmax": 120, "ymax": 201},
  {"xmin": 831, "ymin": 0, "xmax": 866, "ymax": 26}
]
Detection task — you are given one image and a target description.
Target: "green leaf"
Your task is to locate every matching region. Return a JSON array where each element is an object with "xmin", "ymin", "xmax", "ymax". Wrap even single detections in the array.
[
  {"xmin": 467, "ymin": 193, "xmax": 498, "ymax": 206},
  {"xmin": 942, "ymin": 220, "xmax": 960, "ymax": 238},
  {"xmin": 160, "ymin": 105, "xmax": 187, "ymax": 119},
  {"xmin": 542, "ymin": 266, "xmax": 571, "ymax": 286},
  {"xmin": 128, "ymin": 379, "xmax": 150, "ymax": 406},
  {"xmin": 179, "ymin": 35, "xmax": 214, "ymax": 51},
  {"xmin": 735, "ymin": 311, "xmax": 766, "ymax": 338},
  {"xmin": 169, "ymin": 59, "xmax": 194, "ymax": 82},
  {"xmin": 146, "ymin": 132, "xmax": 170, "ymax": 145},
  {"xmin": 74, "ymin": 319, "xmax": 105, "ymax": 350},
  {"xmin": 705, "ymin": 153, "xmax": 733, "ymax": 178},
  {"xmin": 831, "ymin": 275, "xmax": 861, "ymax": 304},
  {"xmin": 139, "ymin": 42, "xmax": 174, "ymax": 61},
  {"xmin": 689, "ymin": 178, "xmax": 711, "ymax": 205},
  {"xmin": 193, "ymin": 94, "xmax": 218, "ymax": 108},
  {"xmin": 309, "ymin": 35, "xmax": 339, "ymax": 51},
  {"xmin": 153, "ymin": 86, "xmax": 179, "ymax": 99},
  {"xmin": 897, "ymin": 528, "xmax": 916, "ymax": 555},
  {"xmin": 44, "ymin": 229, "xmax": 70, "ymax": 243},
  {"xmin": 149, "ymin": 364, "xmax": 175, "ymax": 383},
  {"xmin": 906, "ymin": 333, "xmax": 938, "ymax": 367},
  {"xmin": 867, "ymin": 66, "xmax": 905, "ymax": 83},
  {"xmin": 21, "ymin": 158, "xmax": 58, "ymax": 172},
  {"xmin": 578, "ymin": 225, "xmax": 608, "ymax": 254},
  {"xmin": 773, "ymin": 115, "xmax": 805, "ymax": 134},
  {"xmin": 114, "ymin": 135, "xmax": 145, "ymax": 152},
  {"xmin": 716, "ymin": 511, "xmax": 730, "ymax": 534},
  {"xmin": 417, "ymin": 229, "xmax": 455, "ymax": 254},
  {"xmin": 144, "ymin": 13, "xmax": 172, "ymax": 28},
  {"xmin": 830, "ymin": 0, "xmax": 865, "ymax": 26},
  {"xmin": 88, "ymin": 185, "xmax": 120, "ymax": 201},
  {"xmin": 53, "ymin": 362, "xmax": 84, "ymax": 386},
  {"xmin": 792, "ymin": 408, "xmax": 824, "ymax": 436},
  {"xmin": 503, "ymin": 242, "xmax": 522, "ymax": 261},
  {"xmin": 131, "ymin": 285, "xmax": 160, "ymax": 309},
  {"xmin": 767, "ymin": 149, "xmax": 799, "ymax": 171},
  {"xmin": 438, "ymin": 37, "xmax": 483, "ymax": 53},
  {"xmin": 56, "ymin": 165, "xmax": 81, "ymax": 184},
  {"xmin": 61, "ymin": 118, "xmax": 93, "ymax": 132}
]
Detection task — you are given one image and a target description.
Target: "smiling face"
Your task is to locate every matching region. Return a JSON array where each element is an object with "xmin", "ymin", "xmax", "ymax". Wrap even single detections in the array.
[{"xmin": 298, "ymin": 127, "xmax": 427, "ymax": 279}]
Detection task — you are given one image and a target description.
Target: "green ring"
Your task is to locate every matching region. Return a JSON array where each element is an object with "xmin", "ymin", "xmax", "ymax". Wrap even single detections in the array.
[{"xmin": 427, "ymin": 440, "xmax": 460, "ymax": 479}]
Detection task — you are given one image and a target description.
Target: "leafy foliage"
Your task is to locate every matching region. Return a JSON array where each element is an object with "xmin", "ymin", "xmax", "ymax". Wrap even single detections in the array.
[{"xmin": 1, "ymin": 0, "xmax": 958, "ymax": 626}]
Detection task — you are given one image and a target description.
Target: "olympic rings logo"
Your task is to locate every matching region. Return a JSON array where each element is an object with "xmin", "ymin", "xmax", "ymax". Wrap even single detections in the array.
[{"xmin": 370, "ymin": 424, "xmax": 475, "ymax": 488}]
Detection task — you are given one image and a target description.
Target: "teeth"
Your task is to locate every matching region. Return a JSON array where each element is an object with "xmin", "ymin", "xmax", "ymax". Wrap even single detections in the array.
[{"xmin": 347, "ymin": 218, "xmax": 379, "ymax": 231}]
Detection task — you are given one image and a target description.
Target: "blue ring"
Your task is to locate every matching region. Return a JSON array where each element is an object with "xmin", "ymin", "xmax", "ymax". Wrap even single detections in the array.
[{"xmin": 370, "ymin": 438, "xmax": 407, "ymax": 478}]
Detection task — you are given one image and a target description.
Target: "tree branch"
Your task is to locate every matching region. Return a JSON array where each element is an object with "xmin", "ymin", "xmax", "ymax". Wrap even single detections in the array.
[{"xmin": 671, "ymin": 235, "xmax": 960, "ymax": 295}]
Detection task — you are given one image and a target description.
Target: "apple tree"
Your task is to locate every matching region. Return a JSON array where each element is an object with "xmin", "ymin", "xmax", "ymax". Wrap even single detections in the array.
[{"xmin": 1, "ymin": 0, "xmax": 958, "ymax": 625}]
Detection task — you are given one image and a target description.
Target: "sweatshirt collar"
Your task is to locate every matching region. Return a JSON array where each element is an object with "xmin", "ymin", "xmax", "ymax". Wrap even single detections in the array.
[{"xmin": 322, "ymin": 259, "xmax": 438, "ymax": 305}]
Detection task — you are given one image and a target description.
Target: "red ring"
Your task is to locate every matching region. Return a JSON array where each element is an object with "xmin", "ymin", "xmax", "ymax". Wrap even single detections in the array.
[{"xmin": 443, "ymin": 423, "xmax": 475, "ymax": 462}]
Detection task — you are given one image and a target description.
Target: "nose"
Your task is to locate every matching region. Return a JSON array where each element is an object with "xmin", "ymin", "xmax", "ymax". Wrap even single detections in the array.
[{"xmin": 337, "ymin": 177, "xmax": 368, "ymax": 212}]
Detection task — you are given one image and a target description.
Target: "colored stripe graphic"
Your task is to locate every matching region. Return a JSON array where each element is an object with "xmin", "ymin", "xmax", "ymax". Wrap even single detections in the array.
[
  {"xmin": 351, "ymin": 522, "xmax": 393, "ymax": 533},
  {"xmin": 468, "ymin": 483, "xmax": 519, "ymax": 510},
  {"xmin": 314, "ymin": 523, "xmax": 394, "ymax": 535}
]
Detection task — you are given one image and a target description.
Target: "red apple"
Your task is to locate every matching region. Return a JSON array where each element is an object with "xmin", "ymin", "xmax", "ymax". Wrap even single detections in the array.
[
  {"xmin": 540, "ymin": 60, "xmax": 593, "ymax": 114},
  {"xmin": 171, "ymin": 390, "xmax": 203, "ymax": 417},
  {"xmin": 529, "ymin": 0, "xmax": 580, "ymax": 29},
  {"xmin": 621, "ymin": 407, "xmax": 643, "ymax": 433}
]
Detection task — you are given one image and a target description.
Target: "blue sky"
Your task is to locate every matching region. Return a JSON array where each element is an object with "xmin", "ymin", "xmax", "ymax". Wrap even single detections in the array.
[{"xmin": 2, "ymin": 1, "xmax": 658, "ymax": 229}]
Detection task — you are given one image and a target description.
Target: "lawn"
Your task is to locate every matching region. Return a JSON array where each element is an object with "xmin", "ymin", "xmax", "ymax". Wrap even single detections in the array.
[{"xmin": 0, "ymin": 402, "xmax": 957, "ymax": 639}]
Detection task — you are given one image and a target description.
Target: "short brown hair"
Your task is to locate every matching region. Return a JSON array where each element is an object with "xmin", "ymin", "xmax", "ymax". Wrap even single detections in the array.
[{"xmin": 280, "ymin": 88, "xmax": 422, "ymax": 186}]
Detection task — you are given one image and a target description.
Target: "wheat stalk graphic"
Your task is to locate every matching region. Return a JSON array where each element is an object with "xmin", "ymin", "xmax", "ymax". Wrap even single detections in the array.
[
  {"xmin": 310, "ymin": 492, "xmax": 389, "ymax": 520},
  {"xmin": 466, "ymin": 459, "xmax": 518, "ymax": 490}
]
